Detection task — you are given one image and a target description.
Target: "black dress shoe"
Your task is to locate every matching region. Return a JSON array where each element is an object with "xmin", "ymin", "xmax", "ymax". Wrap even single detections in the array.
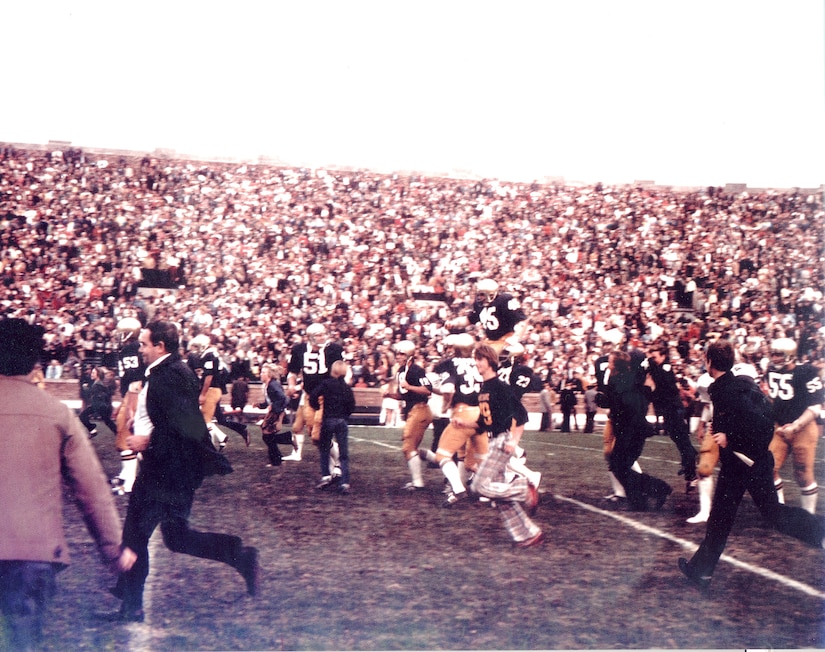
[
  {"xmin": 653, "ymin": 485, "xmax": 673, "ymax": 510},
  {"xmin": 678, "ymin": 557, "xmax": 711, "ymax": 591}
]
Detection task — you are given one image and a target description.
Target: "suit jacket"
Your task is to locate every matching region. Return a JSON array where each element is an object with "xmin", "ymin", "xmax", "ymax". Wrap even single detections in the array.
[{"xmin": 139, "ymin": 355, "xmax": 232, "ymax": 504}]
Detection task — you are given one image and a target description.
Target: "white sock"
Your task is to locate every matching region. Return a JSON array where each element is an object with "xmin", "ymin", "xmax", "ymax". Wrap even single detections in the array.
[
  {"xmin": 686, "ymin": 476, "xmax": 713, "ymax": 523},
  {"xmin": 440, "ymin": 460, "xmax": 466, "ymax": 494},
  {"xmin": 609, "ymin": 471, "xmax": 626, "ymax": 498},
  {"xmin": 800, "ymin": 483, "xmax": 818, "ymax": 514},
  {"xmin": 407, "ymin": 455, "xmax": 424, "ymax": 486},
  {"xmin": 775, "ymin": 478, "xmax": 785, "ymax": 504},
  {"xmin": 120, "ymin": 451, "xmax": 139, "ymax": 493}
]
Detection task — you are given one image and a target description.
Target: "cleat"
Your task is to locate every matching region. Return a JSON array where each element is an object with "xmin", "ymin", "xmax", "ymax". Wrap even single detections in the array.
[
  {"xmin": 282, "ymin": 452, "xmax": 301, "ymax": 462},
  {"xmin": 339, "ymin": 483, "xmax": 351, "ymax": 495},
  {"xmin": 678, "ymin": 557, "xmax": 711, "ymax": 591},
  {"xmin": 236, "ymin": 546, "xmax": 259, "ymax": 596},
  {"xmin": 331, "ymin": 466, "xmax": 342, "ymax": 479},
  {"xmin": 514, "ymin": 531, "xmax": 545, "ymax": 548},
  {"xmin": 525, "ymin": 483, "xmax": 540, "ymax": 517},
  {"xmin": 442, "ymin": 490, "xmax": 468, "ymax": 508},
  {"xmin": 315, "ymin": 476, "xmax": 334, "ymax": 490},
  {"xmin": 653, "ymin": 485, "xmax": 673, "ymax": 510},
  {"xmin": 402, "ymin": 482, "xmax": 425, "ymax": 492}
]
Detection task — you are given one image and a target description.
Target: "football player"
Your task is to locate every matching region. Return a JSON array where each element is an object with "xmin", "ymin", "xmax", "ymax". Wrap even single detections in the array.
[
  {"xmin": 766, "ymin": 337, "xmax": 824, "ymax": 514},
  {"xmin": 447, "ymin": 279, "xmax": 527, "ymax": 355},
  {"xmin": 285, "ymin": 323, "xmax": 345, "ymax": 468},
  {"xmin": 419, "ymin": 333, "xmax": 486, "ymax": 506},
  {"xmin": 111, "ymin": 317, "xmax": 145, "ymax": 495},
  {"xmin": 496, "ymin": 342, "xmax": 542, "ymax": 488},
  {"xmin": 187, "ymin": 334, "xmax": 227, "ymax": 450},
  {"xmin": 394, "ymin": 340, "xmax": 433, "ymax": 491},
  {"xmin": 644, "ymin": 343, "xmax": 698, "ymax": 489},
  {"xmin": 687, "ymin": 357, "xmax": 760, "ymax": 524},
  {"xmin": 594, "ymin": 334, "xmax": 643, "ymax": 503}
]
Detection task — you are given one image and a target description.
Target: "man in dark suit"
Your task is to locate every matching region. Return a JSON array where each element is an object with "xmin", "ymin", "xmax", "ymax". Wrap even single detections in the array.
[{"xmin": 109, "ymin": 321, "xmax": 258, "ymax": 623}]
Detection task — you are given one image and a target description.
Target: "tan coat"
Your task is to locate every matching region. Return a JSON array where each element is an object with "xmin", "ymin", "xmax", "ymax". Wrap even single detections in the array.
[{"xmin": 0, "ymin": 375, "xmax": 122, "ymax": 565}]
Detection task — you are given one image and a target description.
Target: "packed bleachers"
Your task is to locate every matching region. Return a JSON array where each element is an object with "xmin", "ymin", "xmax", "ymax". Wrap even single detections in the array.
[{"xmin": 2, "ymin": 143, "xmax": 822, "ymax": 398}]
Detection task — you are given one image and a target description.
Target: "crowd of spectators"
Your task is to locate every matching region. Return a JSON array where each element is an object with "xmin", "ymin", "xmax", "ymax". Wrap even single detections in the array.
[{"xmin": 1, "ymin": 144, "xmax": 822, "ymax": 394}]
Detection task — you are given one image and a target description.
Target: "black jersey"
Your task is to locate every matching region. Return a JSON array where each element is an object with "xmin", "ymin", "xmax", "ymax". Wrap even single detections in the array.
[
  {"xmin": 477, "ymin": 376, "xmax": 517, "ymax": 437},
  {"xmin": 117, "ymin": 340, "xmax": 145, "ymax": 396},
  {"xmin": 189, "ymin": 347, "xmax": 226, "ymax": 392},
  {"xmin": 287, "ymin": 341, "xmax": 345, "ymax": 395},
  {"xmin": 398, "ymin": 360, "xmax": 431, "ymax": 415},
  {"xmin": 766, "ymin": 362, "xmax": 825, "ymax": 425},
  {"xmin": 644, "ymin": 357, "xmax": 682, "ymax": 410},
  {"xmin": 468, "ymin": 293, "xmax": 526, "ymax": 341},
  {"xmin": 594, "ymin": 354, "xmax": 611, "ymax": 392},
  {"xmin": 433, "ymin": 356, "xmax": 483, "ymax": 407},
  {"xmin": 497, "ymin": 361, "xmax": 542, "ymax": 400}
]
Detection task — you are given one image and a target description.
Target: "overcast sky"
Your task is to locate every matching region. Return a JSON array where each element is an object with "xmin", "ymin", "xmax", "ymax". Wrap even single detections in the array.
[{"xmin": 2, "ymin": 1, "xmax": 822, "ymax": 187}]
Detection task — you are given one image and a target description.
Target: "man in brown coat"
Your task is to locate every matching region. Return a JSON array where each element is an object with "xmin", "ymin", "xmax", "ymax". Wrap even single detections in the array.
[{"xmin": 0, "ymin": 318, "xmax": 134, "ymax": 649}]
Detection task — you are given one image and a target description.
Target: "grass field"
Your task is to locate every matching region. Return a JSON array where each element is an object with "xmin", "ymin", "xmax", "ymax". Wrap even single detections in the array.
[{"xmin": 42, "ymin": 423, "xmax": 825, "ymax": 650}]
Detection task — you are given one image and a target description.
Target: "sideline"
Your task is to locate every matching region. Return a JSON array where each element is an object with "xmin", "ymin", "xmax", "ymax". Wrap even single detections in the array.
[{"xmin": 351, "ymin": 432, "xmax": 825, "ymax": 601}]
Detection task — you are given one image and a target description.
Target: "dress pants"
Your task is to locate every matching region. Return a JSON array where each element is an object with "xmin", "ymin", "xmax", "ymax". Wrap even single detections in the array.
[
  {"xmin": 687, "ymin": 452, "xmax": 823, "ymax": 578},
  {"xmin": 610, "ymin": 430, "xmax": 670, "ymax": 510},
  {"xmin": 116, "ymin": 479, "xmax": 243, "ymax": 612}
]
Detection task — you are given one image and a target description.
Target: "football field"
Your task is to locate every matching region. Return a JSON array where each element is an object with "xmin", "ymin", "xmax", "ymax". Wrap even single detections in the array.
[{"xmin": 44, "ymin": 424, "xmax": 825, "ymax": 650}]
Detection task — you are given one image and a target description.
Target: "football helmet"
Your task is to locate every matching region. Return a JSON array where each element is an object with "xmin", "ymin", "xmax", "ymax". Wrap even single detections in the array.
[
  {"xmin": 306, "ymin": 323, "xmax": 327, "ymax": 347},
  {"xmin": 444, "ymin": 332, "xmax": 475, "ymax": 357},
  {"xmin": 189, "ymin": 334, "xmax": 210, "ymax": 354},
  {"xmin": 394, "ymin": 340, "xmax": 415, "ymax": 355},
  {"xmin": 499, "ymin": 341, "xmax": 525, "ymax": 365},
  {"xmin": 116, "ymin": 317, "xmax": 142, "ymax": 345},
  {"xmin": 770, "ymin": 337, "xmax": 797, "ymax": 367},
  {"xmin": 476, "ymin": 278, "xmax": 499, "ymax": 306}
]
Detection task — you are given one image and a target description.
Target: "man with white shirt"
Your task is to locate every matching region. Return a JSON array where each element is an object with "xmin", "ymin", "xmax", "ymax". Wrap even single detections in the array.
[{"xmin": 109, "ymin": 321, "xmax": 258, "ymax": 622}]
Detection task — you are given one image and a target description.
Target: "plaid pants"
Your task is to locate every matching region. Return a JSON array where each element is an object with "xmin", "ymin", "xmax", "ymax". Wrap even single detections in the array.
[{"xmin": 471, "ymin": 433, "xmax": 541, "ymax": 543}]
